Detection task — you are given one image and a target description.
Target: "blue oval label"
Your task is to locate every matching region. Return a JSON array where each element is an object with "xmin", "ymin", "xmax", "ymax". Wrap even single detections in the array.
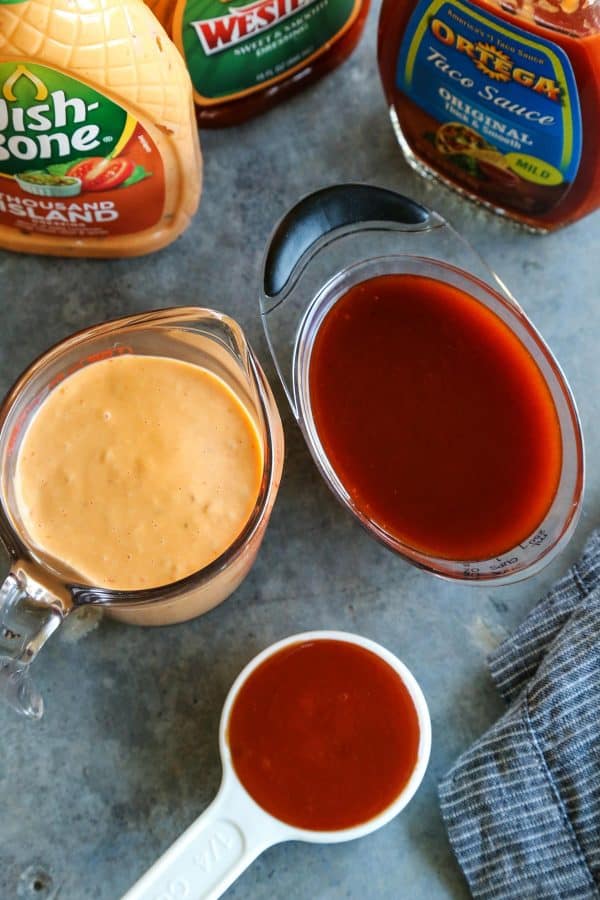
[{"xmin": 396, "ymin": 0, "xmax": 582, "ymax": 203}]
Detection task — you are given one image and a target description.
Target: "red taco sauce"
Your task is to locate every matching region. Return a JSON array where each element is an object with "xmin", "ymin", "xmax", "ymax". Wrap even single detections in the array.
[
  {"xmin": 378, "ymin": 0, "xmax": 600, "ymax": 230},
  {"xmin": 227, "ymin": 640, "xmax": 421, "ymax": 830},
  {"xmin": 308, "ymin": 274, "xmax": 562, "ymax": 561}
]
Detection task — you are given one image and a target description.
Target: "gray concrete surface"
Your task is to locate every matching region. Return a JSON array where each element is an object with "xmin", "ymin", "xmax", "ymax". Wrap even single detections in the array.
[{"xmin": 1, "ymin": 3, "xmax": 599, "ymax": 898}]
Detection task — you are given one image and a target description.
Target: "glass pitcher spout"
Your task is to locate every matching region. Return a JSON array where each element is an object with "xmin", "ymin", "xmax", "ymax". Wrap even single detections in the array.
[{"xmin": 0, "ymin": 566, "xmax": 72, "ymax": 718}]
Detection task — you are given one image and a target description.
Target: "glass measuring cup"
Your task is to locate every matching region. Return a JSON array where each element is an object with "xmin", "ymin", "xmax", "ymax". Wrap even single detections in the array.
[
  {"xmin": 122, "ymin": 630, "xmax": 431, "ymax": 900},
  {"xmin": 0, "ymin": 308, "xmax": 284, "ymax": 719},
  {"xmin": 259, "ymin": 183, "xmax": 584, "ymax": 585}
]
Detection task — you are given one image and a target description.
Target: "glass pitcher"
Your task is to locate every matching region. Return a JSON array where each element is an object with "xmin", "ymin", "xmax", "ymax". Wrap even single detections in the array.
[
  {"xmin": 259, "ymin": 183, "xmax": 584, "ymax": 586},
  {"xmin": 0, "ymin": 308, "xmax": 284, "ymax": 719}
]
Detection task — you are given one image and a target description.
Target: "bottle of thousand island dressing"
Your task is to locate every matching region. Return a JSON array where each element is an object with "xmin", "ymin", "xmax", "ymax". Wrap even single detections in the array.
[
  {"xmin": 378, "ymin": 0, "xmax": 600, "ymax": 231},
  {"xmin": 0, "ymin": 0, "xmax": 202, "ymax": 257},
  {"xmin": 146, "ymin": 0, "xmax": 371, "ymax": 127}
]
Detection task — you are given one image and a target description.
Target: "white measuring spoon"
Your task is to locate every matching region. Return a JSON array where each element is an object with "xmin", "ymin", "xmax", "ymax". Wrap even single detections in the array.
[{"xmin": 122, "ymin": 630, "xmax": 431, "ymax": 900}]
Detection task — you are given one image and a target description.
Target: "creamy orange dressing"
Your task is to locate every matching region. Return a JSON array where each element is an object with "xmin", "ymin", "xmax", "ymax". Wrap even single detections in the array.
[{"xmin": 14, "ymin": 355, "xmax": 263, "ymax": 591}]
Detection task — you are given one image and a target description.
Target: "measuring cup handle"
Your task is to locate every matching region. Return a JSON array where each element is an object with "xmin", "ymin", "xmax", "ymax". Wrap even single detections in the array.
[
  {"xmin": 121, "ymin": 774, "xmax": 282, "ymax": 900},
  {"xmin": 262, "ymin": 183, "xmax": 436, "ymax": 298},
  {"xmin": 0, "ymin": 570, "xmax": 67, "ymax": 718}
]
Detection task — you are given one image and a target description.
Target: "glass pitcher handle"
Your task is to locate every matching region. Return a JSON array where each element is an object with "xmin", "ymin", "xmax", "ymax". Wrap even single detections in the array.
[
  {"xmin": 0, "ymin": 572, "xmax": 65, "ymax": 719},
  {"xmin": 262, "ymin": 184, "xmax": 437, "ymax": 300},
  {"xmin": 0, "ymin": 659, "xmax": 43, "ymax": 719}
]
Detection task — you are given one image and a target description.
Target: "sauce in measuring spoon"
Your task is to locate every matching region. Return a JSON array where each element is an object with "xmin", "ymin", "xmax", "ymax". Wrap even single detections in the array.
[
  {"xmin": 309, "ymin": 274, "xmax": 562, "ymax": 561},
  {"xmin": 14, "ymin": 355, "xmax": 263, "ymax": 590},
  {"xmin": 228, "ymin": 640, "xmax": 420, "ymax": 830}
]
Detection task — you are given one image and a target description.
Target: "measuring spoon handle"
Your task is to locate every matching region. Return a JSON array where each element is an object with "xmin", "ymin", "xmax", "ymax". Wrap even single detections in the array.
[{"xmin": 122, "ymin": 775, "xmax": 281, "ymax": 900}]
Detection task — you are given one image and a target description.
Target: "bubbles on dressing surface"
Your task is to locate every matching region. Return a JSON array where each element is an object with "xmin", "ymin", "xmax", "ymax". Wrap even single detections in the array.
[{"xmin": 13, "ymin": 355, "xmax": 264, "ymax": 591}]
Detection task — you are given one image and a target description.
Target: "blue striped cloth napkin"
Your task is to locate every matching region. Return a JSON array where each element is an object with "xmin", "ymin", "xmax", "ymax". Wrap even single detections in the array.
[{"xmin": 439, "ymin": 530, "xmax": 600, "ymax": 900}]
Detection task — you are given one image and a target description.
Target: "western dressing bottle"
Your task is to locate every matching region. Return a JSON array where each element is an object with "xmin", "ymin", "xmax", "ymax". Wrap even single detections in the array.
[{"xmin": 149, "ymin": 0, "xmax": 371, "ymax": 126}]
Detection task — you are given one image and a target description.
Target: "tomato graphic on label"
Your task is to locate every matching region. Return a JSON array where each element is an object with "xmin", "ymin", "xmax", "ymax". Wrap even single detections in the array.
[{"xmin": 68, "ymin": 157, "xmax": 135, "ymax": 192}]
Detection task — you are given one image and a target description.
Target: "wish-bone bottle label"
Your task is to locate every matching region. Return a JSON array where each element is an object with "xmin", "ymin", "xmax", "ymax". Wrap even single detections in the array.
[
  {"xmin": 177, "ymin": 0, "xmax": 362, "ymax": 103},
  {"xmin": 396, "ymin": 0, "xmax": 582, "ymax": 210},
  {"xmin": 0, "ymin": 62, "xmax": 165, "ymax": 238}
]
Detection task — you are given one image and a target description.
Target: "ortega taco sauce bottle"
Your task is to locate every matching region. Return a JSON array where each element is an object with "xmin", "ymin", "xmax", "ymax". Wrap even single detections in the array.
[
  {"xmin": 378, "ymin": 0, "xmax": 600, "ymax": 231},
  {"xmin": 0, "ymin": 0, "xmax": 201, "ymax": 257},
  {"xmin": 149, "ymin": 0, "xmax": 370, "ymax": 126}
]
